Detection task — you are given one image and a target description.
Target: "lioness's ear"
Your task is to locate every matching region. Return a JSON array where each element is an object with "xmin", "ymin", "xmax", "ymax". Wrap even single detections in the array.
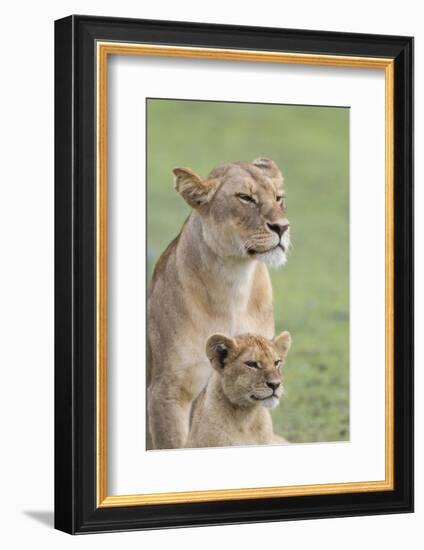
[
  {"xmin": 273, "ymin": 331, "xmax": 291, "ymax": 359},
  {"xmin": 252, "ymin": 157, "xmax": 283, "ymax": 182},
  {"xmin": 206, "ymin": 334, "xmax": 238, "ymax": 371},
  {"xmin": 173, "ymin": 167, "xmax": 218, "ymax": 209}
]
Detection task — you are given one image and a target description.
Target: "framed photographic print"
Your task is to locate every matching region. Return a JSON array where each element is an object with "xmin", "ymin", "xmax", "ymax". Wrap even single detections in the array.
[{"xmin": 54, "ymin": 15, "xmax": 414, "ymax": 534}]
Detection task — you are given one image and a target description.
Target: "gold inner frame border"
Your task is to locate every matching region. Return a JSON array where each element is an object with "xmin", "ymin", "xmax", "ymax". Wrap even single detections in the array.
[{"xmin": 96, "ymin": 42, "xmax": 394, "ymax": 508}]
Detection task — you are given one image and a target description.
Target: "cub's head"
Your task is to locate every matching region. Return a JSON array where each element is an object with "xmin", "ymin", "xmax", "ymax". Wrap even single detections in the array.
[
  {"xmin": 173, "ymin": 158, "xmax": 290, "ymax": 267},
  {"xmin": 206, "ymin": 331, "xmax": 292, "ymax": 409}
]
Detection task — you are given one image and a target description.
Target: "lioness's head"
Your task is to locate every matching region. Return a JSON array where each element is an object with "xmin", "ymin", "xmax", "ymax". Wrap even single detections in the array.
[
  {"xmin": 173, "ymin": 158, "xmax": 290, "ymax": 267},
  {"xmin": 206, "ymin": 331, "xmax": 292, "ymax": 409}
]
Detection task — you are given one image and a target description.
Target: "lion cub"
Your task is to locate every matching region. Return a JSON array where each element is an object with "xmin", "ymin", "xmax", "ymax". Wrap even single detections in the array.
[{"xmin": 186, "ymin": 331, "xmax": 291, "ymax": 449}]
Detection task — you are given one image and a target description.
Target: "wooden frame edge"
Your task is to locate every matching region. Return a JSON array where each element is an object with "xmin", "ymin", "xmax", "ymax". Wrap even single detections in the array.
[
  {"xmin": 99, "ymin": 479, "xmax": 393, "ymax": 508},
  {"xmin": 96, "ymin": 41, "xmax": 108, "ymax": 507}
]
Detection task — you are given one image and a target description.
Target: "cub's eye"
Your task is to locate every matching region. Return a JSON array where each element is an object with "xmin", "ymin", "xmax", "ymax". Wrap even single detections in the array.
[
  {"xmin": 274, "ymin": 359, "xmax": 282, "ymax": 368},
  {"xmin": 245, "ymin": 361, "xmax": 260, "ymax": 369},
  {"xmin": 236, "ymin": 193, "xmax": 256, "ymax": 205}
]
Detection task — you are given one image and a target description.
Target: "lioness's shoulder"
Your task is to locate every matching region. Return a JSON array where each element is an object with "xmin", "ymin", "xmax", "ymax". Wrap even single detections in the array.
[{"xmin": 150, "ymin": 216, "xmax": 191, "ymax": 291}]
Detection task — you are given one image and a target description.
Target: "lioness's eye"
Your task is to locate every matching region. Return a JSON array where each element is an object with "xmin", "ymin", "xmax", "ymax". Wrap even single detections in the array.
[
  {"xmin": 236, "ymin": 193, "xmax": 256, "ymax": 204},
  {"xmin": 245, "ymin": 361, "xmax": 260, "ymax": 369},
  {"xmin": 276, "ymin": 195, "xmax": 285, "ymax": 206},
  {"xmin": 275, "ymin": 359, "xmax": 281, "ymax": 368}
]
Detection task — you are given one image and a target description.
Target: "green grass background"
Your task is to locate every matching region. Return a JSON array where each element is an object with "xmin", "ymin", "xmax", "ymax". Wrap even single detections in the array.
[{"xmin": 147, "ymin": 99, "xmax": 349, "ymax": 443}]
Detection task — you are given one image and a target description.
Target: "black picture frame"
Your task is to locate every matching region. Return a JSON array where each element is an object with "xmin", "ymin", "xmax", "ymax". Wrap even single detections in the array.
[{"xmin": 55, "ymin": 14, "xmax": 414, "ymax": 534}]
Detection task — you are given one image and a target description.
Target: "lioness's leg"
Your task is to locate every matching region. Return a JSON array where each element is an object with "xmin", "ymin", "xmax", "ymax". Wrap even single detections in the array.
[{"xmin": 147, "ymin": 381, "xmax": 192, "ymax": 449}]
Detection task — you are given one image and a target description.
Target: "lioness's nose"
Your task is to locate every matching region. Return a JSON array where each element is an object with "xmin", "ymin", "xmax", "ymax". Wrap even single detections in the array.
[
  {"xmin": 266, "ymin": 381, "xmax": 280, "ymax": 391},
  {"xmin": 267, "ymin": 222, "xmax": 289, "ymax": 238}
]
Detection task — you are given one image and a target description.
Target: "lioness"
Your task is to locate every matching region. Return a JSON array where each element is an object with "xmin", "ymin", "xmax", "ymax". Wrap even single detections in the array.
[
  {"xmin": 147, "ymin": 158, "xmax": 290, "ymax": 449},
  {"xmin": 186, "ymin": 331, "xmax": 291, "ymax": 448}
]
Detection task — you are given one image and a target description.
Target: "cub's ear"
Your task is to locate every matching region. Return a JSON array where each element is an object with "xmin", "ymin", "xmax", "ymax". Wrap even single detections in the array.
[
  {"xmin": 206, "ymin": 334, "xmax": 238, "ymax": 371},
  {"xmin": 252, "ymin": 157, "xmax": 283, "ymax": 182},
  {"xmin": 173, "ymin": 167, "xmax": 218, "ymax": 210},
  {"xmin": 273, "ymin": 331, "xmax": 292, "ymax": 359}
]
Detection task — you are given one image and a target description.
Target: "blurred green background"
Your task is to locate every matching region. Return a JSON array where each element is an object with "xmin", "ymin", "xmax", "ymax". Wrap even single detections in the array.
[{"xmin": 147, "ymin": 99, "xmax": 349, "ymax": 443}]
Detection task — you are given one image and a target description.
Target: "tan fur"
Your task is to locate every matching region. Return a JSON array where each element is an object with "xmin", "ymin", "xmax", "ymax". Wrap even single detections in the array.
[
  {"xmin": 147, "ymin": 159, "xmax": 290, "ymax": 449},
  {"xmin": 186, "ymin": 332, "xmax": 291, "ymax": 448}
]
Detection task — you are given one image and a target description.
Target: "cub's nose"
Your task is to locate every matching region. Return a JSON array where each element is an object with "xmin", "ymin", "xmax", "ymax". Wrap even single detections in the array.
[
  {"xmin": 266, "ymin": 381, "xmax": 280, "ymax": 391},
  {"xmin": 267, "ymin": 222, "xmax": 289, "ymax": 238}
]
